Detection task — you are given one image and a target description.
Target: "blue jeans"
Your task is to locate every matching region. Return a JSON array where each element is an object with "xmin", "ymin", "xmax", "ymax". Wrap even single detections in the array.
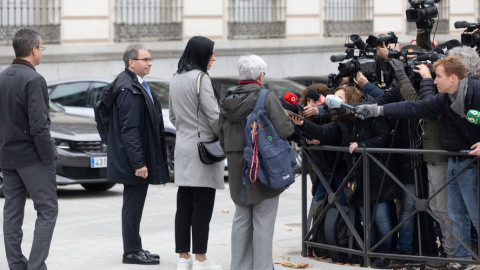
[
  {"xmin": 447, "ymin": 157, "xmax": 479, "ymax": 258},
  {"xmin": 396, "ymin": 184, "xmax": 416, "ymax": 254},
  {"xmin": 359, "ymin": 202, "xmax": 393, "ymax": 254},
  {"xmin": 314, "ymin": 174, "xmax": 329, "ymax": 203}
]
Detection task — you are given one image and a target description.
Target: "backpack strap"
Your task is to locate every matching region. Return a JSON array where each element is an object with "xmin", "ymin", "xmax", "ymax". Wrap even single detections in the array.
[{"xmin": 254, "ymin": 89, "xmax": 270, "ymax": 110}]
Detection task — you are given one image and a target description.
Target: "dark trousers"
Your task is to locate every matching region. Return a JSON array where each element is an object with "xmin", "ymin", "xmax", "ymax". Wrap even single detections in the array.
[
  {"xmin": 175, "ymin": 186, "xmax": 216, "ymax": 254},
  {"xmin": 3, "ymin": 161, "xmax": 58, "ymax": 270},
  {"xmin": 122, "ymin": 184, "xmax": 149, "ymax": 253}
]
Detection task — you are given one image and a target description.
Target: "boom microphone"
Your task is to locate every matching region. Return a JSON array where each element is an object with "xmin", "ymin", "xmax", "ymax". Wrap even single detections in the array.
[
  {"xmin": 330, "ymin": 54, "xmax": 346, "ymax": 62},
  {"xmin": 283, "ymin": 92, "xmax": 304, "ymax": 111},
  {"xmin": 467, "ymin": 109, "xmax": 480, "ymax": 124},
  {"xmin": 306, "ymin": 88, "xmax": 326, "ymax": 106}
]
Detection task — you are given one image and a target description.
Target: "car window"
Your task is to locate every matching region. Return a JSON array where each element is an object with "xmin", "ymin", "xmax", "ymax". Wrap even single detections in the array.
[
  {"xmin": 219, "ymin": 82, "xmax": 238, "ymax": 101},
  {"xmin": 49, "ymin": 82, "xmax": 90, "ymax": 106},
  {"xmin": 148, "ymin": 81, "xmax": 169, "ymax": 108},
  {"xmin": 89, "ymin": 82, "xmax": 109, "ymax": 107},
  {"xmin": 264, "ymin": 80, "xmax": 305, "ymax": 98}
]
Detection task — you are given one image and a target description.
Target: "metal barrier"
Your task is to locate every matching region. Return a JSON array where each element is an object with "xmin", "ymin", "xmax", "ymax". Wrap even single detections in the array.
[{"xmin": 301, "ymin": 145, "xmax": 480, "ymax": 267}]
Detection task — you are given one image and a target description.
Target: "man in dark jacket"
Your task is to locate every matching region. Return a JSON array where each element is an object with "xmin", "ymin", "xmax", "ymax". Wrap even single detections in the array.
[
  {"xmin": 219, "ymin": 54, "xmax": 293, "ymax": 270},
  {"xmin": 0, "ymin": 29, "xmax": 57, "ymax": 270},
  {"xmin": 356, "ymin": 56, "xmax": 480, "ymax": 270},
  {"xmin": 104, "ymin": 44, "xmax": 169, "ymax": 265}
]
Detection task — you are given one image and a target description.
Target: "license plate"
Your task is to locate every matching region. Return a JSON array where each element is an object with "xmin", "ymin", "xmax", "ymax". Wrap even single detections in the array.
[{"xmin": 91, "ymin": 157, "xmax": 107, "ymax": 168}]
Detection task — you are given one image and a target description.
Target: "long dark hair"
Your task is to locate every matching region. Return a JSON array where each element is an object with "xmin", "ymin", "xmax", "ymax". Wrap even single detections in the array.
[{"xmin": 177, "ymin": 36, "xmax": 214, "ymax": 73}]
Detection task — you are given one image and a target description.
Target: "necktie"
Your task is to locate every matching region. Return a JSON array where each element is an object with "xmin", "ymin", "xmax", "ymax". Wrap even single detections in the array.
[{"xmin": 142, "ymin": 80, "xmax": 154, "ymax": 103}]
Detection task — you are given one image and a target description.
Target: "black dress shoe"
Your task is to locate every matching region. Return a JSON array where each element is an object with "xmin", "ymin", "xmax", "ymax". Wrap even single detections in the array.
[
  {"xmin": 143, "ymin": 250, "xmax": 160, "ymax": 259},
  {"xmin": 123, "ymin": 251, "xmax": 160, "ymax": 265}
]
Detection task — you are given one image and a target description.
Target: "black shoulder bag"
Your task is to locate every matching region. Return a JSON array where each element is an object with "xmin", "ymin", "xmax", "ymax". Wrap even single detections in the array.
[{"xmin": 196, "ymin": 72, "xmax": 226, "ymax": 164}]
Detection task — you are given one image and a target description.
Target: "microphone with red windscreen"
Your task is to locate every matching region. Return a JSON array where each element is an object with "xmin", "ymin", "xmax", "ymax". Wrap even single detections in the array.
[
  {"xmin": 306, "ymin": 88, "xmax": 326, "ymax": 106},
  {"xmin": 283, "ymin": 92, "xmax": 304, "ymax": 111}
]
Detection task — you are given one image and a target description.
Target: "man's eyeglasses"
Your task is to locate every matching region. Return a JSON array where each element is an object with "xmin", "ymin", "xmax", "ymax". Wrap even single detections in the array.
[
  {"xmin": 133, "ymin": 58, "xmax": 153, "ymax": 63},
  {"xmin": 262, "ymin": 72, "xmax": 266, "ymax": 77},
  {"xmin": 36, "ymin": 46, "xmax": 45, "ymax": 51}
]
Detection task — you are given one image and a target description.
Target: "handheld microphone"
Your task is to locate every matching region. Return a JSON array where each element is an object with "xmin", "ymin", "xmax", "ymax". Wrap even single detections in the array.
[
  {"xmin": 283, "ymin": 92, "xmax": 304, "ymax": 111},
  {"xmin": 325, "ymin": 95, "xmax": 368, "ymax": 116},
  {"xmin": 330, "ymin": 54, "xmax": 346, "ymax": 62},
  {"xmin": 306, "ymin": 88, "xmax": 326, "ymax": 106},
  {"xmin": 467, "ymin": 109, "xmax": 480, "ymax": 124}
]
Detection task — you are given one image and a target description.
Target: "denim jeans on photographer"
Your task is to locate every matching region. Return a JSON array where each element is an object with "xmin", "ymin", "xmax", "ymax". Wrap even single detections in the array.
[
  {"xmin": 396, "ymin": 184, "xmax": 416, "ymax": 254},
  {"xmin": 447, "ymin": 157, "xmax": 479, "ymax": 259},
  {"xmin": 359, "ymin": 202, "xmax": 393, "ymax": 254}
]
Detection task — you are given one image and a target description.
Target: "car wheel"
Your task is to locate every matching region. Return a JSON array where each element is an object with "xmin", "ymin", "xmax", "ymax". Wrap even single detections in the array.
[
  {"xmin": 81, "ymin": 183, "xmax": 116, "ymax": 191},
  {"xmin": 0, "ymin": 170, "xmax": 4, "ymax": 198},
  {"xmin": 165, "ymin": 136, "xmax": 175, "ymax": 182},
  {"xmin": 291, "ymin": 141, "xmax": 302, "ymax": 173}
]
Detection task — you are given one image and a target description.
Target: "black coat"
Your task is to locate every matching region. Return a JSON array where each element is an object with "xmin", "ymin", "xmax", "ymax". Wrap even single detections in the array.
[
  {"xmin": 298, "ymin": 116, "xmax": 399, "ymax": 205},
  {"xmin": 104, "ymin": 69, "xmax": 169, "ymax": 185},
  {"xmin": 0, "ymin": 60, "xmax": 55, "ymax": 169},
  {"xmin": 384, "ymin": 77, "xmax": 480, "ymax": 151}
]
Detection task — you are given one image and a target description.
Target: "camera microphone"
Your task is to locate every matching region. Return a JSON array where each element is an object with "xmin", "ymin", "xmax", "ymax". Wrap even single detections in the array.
[
  {"xmin": 325, "ymin": 95, "xmax": 368, "ymax": 116},
  {"xmin": 330, "ymin": 54, "xmax": 346, "ymax": 62},
  {"xmin": 454, "ymin": 21, "xmax": 469, "ymax": 29},
  {"xmin": 306, "ymin": 88, "xmax": 326, "ymax": 106},
  {"xmin": 467, "ymin": 109, "xmax": 480, "ymax": 124},
  {"xmin": 283, "ymin": 92, "xmax": 304, "ymax": 111}
]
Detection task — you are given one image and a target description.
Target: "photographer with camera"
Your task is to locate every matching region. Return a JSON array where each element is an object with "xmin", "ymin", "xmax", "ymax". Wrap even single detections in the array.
[
  {"xmin": 356, "ymin": 55, "xmax": 480, "ymax": 270},
  {"xmin": 289, "ymin": 85, "xmax": 399, "ymax": 267}
]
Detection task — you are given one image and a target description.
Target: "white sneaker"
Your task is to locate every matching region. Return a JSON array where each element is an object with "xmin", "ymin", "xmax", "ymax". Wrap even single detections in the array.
[
  {"xmin": 192, "ymin": 259, "xmax": 223, "ymax": 270},
  {"xmin": 177, "ymin": 256, "xmax": 193, "ymax": 270}
]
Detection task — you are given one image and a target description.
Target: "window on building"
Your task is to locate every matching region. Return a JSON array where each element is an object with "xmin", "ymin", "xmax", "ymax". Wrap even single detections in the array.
[
  {"xmin": 114, "ymin": 0, "xmax": 183, "ymax": 42},
  {"xmin": 228, "ymin": 0, "xmax": 286, "ymax": 39},
  {"xmin": 0, "ymin": 0, "xmax": 61, "ymax": 44},
  {"xmin": 406, "ymin": 0, "xmax": 449, "ymax": 35},
  {"xmin": 323, "ymin": 0, "xmax": 373, "ymax": 37}
]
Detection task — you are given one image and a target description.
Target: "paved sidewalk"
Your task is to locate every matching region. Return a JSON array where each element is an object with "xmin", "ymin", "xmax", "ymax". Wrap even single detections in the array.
[{"xmin": 0, "ymin": 175, "xmax": 366, "ymax": 269}]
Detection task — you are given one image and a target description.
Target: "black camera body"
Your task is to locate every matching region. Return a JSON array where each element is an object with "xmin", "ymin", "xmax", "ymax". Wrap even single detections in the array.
[
  {"xmin": 366, "ymin": 32, "xmax": 398, "ymax": 47},
  {"xmin": 406, "ymin": 0, "xmax": 440, "ymax": 31},
  {"xmin": 455, "ymin": 21, "xmax": 480, "ymax": 48},
  {"xmin": 327, "ymin": 34, "xmax": 377, "ymax": 89}
]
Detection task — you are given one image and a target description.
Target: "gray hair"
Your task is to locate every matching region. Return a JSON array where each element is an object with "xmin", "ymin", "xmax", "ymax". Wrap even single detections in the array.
[
  {"xmin": 447, "ymin": 46, "xmax": 480, "ymax": 79},
  {"xmin": 123, "ymin": 44, "xmax": 149, "ymax": 67},
  {"xmin": 13, "ymin": 29, "xmax": 41, "ymax": 58},
  {"xmin": 237, "ymin": 54, "xmax": 267, "ymax": 81}
]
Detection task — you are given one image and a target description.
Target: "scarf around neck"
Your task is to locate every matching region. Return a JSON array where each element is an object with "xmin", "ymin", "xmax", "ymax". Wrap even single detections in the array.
[{"xmin": 449, "ymin": 77, "xmax": 468, "ymax": 118}]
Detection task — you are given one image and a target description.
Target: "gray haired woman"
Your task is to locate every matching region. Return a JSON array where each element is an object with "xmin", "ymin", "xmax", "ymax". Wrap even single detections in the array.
[{"xmin": 219, "ymin": 54, "xmax": 294, "ymax": 270}]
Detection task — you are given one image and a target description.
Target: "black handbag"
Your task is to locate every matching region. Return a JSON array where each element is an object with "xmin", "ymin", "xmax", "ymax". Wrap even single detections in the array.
[
  {"xmin": 197, "ymin": 139, "xmax": 225, "ymax": 165},
  {"xmin": 195, "ymin": 72, "xmax": 225, "ymax": 165}
]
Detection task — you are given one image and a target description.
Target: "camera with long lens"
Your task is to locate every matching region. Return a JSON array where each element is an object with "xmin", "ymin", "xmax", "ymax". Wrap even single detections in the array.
[
  {"xmin": 327, "ymin": 34, "xmax": 376, "ymax": 89},
  {"xmin": 366, "ymin": 32, "xmax": 398, "ymax": 47},
  {"xmin": 454, "ymin": 21, "xmax": 480, "ymax": 48}
]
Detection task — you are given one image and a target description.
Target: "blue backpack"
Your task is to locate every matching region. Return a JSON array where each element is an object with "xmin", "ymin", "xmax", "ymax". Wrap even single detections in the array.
[{"xmin": 242, "ymin": 89, "xmax": 296, "ymax": 202}]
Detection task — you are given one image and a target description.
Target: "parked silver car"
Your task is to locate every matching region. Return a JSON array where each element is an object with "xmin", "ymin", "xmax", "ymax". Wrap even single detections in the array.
[
  {"xmin": 0, "ymin": 102, "xmax": 114, "ymax": 197},
  {"xmin": 46, "ymin": 77, "xmax": 176, "ymax": 180}
]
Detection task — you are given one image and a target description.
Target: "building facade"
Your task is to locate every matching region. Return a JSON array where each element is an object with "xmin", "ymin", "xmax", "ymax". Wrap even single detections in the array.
[{"xmin": 0, "ymin": 0, "xmax": 476, "ymax": 81}]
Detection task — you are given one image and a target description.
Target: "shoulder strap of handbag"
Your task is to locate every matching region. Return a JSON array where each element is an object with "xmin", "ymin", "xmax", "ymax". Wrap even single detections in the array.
[{"xmin": 196, "ymin": 71, "xmax": 206, "ymax": 141}]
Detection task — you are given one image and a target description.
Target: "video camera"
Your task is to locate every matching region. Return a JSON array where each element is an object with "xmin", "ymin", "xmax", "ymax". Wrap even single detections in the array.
[
  {"xmin": 366, "ymin": 32, "xmax": 398, "ymax": 48},
  {"xmin": 406, "ymin": 0, "xmax": 440, "ymax": 29},
  {"xmin": 327, "ymin": 34, "xmax": 377, "ymax": 89},
  {"xmin": 384, "ymin": 49, "xmax": 445, "ymax": 82},
  {"xmin": 454, "ymin": 21, "xmax": 480, "ymax": 48}
]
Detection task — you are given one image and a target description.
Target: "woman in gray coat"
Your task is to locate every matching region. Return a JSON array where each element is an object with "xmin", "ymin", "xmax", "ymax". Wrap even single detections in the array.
[{"xmin": 169, "ymin": 36, "xmax": 224, "ymax": 270}]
